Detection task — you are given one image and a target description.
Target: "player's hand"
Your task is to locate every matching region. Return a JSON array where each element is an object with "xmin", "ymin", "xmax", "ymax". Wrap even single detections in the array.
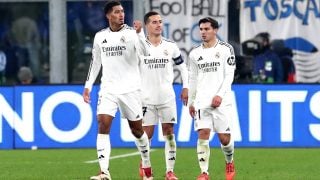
[
  {"xmin": 133, "ymin": 20, "xmax": 142, "ymax": 33},
  {"xmin": 189, "ymin": 105, "xmax": 196, "ymax": 118},
  {"xmin": 211, "ymin": 95, "xmax": 222, "ymax": 108},
  {"xmin": 181, "ymin": 88, "xmax": 188, "ymax": 106},
  {"xmin": 83, "ymin": 88, "xmax": 91, "ymax": 103}
]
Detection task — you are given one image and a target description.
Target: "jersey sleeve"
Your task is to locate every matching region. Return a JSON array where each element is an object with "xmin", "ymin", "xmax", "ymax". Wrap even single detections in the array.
[
  {"xmin": 216, "ymin": 45, "xmax": 236, "ymax": 98},
  {"xmin": 135, "ymin": 30, "xmax": 149, "ymax": 56},
  {"xmin": 173, "ymin": 44, "xmax": 188, "ymax": 88},
  {"xmin": 84, "ymin": 34, "xmax": 102, "ymax": 91},
  {"xmin": 187, "ymin": 51, "xmax": 198, "ymax": 106},
  {"xmin": 172, "ymin": 43, "xmax": 183, "ymax": 65}
]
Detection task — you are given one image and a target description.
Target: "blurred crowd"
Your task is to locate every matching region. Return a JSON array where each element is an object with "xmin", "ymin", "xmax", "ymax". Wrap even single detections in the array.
[
  {"xmin": 0, "ymin": 1, "xmax": 296, "ymax": 85},
  {"xmin": 0, "ymin": 3, "xmax": 49, "ymax": 85},
  {"xmin": 0, "ymin": 1, "xmax": 134, "ymax": 85}
]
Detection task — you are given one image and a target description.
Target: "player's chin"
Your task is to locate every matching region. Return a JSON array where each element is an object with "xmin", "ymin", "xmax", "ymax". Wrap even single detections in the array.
[{"xmin": 154, "ymin": 31, "xmax": 162, "ymax": 36}]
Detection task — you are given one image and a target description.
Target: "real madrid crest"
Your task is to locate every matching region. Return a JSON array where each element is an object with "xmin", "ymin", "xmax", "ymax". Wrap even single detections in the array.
[
  {"xmin": 163, "ymin": 49, "xmax": 168, "ymax": 56},
  {"xmin": 215, "ymin": 52, "xmax": 220, "ymax": 59},
  {"xmin": 120, "ymin": 36, "xmax": 126, "ymax": 43}
]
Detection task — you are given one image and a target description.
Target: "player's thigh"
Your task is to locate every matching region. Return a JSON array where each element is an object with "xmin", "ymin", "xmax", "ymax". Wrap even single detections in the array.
[
  {"xmin": 142, "ymin": 104, "xmax": 158, "ymax": 126},
  {"xmin": 213, "ymin": 105, "xmax": 232, "ymax": 134},
  {"xmin": 194, "ymin": 108, "xmax": 214, "ymax": 131},
  {"xmin": 97, "ymin": 92, "xmax": 118, "ymax": 117},
  {"xmin": 117, "ymin": 90, "xmax": 143, "ymax": 121},
  {"xmin": 158, "ymin": 99, "xmax": 177, "ymax": 124}
]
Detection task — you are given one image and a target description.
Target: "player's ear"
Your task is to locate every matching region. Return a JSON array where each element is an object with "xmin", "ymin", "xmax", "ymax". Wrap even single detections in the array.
[{"xmin": 106, "ymin": 10, "xmax": 112, "ymax": 20}]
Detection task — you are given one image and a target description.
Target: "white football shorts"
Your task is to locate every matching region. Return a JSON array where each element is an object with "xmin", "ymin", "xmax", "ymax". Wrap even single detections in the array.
[
  {"xmin": 97, "ymin": 90, "xmax": 143, "ymax": 121},
  {"xmin": 142, "ymin": 99, "xmax": 177, "ymax": 126},
  {"xmin": 194, "ymin": 105, "xmax": 232, "ymax": 133}
]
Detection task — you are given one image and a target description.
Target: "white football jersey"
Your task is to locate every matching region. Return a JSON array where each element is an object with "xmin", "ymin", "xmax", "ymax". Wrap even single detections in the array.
[
  {"xmin": 188, "ymin": 40, "xmax": 236, "ymax": 109},
  {"xmin": 85, "ymin": 24, "xmax": 144, "ymax": 94},
  {"xmin": 139, "ymin": 38, "xmax": 188, "ymax": 105}
]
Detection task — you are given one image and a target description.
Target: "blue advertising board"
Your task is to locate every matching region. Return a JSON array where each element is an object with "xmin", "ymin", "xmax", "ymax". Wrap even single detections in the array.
[{"xmin": 0, "ymin": 84, "xmax": 319, "ymax": 149}]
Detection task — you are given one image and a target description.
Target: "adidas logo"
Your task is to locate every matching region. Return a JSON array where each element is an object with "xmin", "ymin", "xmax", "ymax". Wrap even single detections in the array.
[
  {"xmin": 199, "ymin": 158, "xmax": 205, "ymax": 162},
  {"xmin": 98, "ymin": 155, "xmax": 105, "ymax": 159},
  {"xmin": 225, "ymin": 127, "xmax": 230, "ymax": 131},
  {"xmin": 198, "ymin": 56, "xmax": 203, "ymax": 61},
  {"xmin": 136, "ymin": 114, "xmax": 140, "ymax": 119},
  {"xmin": 168, "ymin": 157, "xmax": 176, "ymax": 161},
  {"xmin": 102, "ymin": 39, "xmax": 107, "ymax": 44}
]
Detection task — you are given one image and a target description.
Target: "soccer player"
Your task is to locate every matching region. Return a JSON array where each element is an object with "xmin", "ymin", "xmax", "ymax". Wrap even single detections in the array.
[
  {"xmin": 138, "ymin": 11, "xmax": 188, "ymax": 180},
  {"xmin": 188, "ymin": 17, "xmax": 236, "ymax": 180},
  {"xmin": 83, "ymin": 1, "xmax": 152, "ymax": 180}
]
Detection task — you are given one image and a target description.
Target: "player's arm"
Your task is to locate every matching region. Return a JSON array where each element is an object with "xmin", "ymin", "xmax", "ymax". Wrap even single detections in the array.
[
  {"xmin": 83, "ymin": 34, "xmax": 102, "ymax": 103},
  {"xmin": 215, "ymin": 46, "xmax": 236, "ymax": 106},
  {"xmin": 172, "ymin": 44, "xmax": 189, "ymax": 106},
  {"xmin": 187, "ymin": 52, "xmax": 198, "ymax": 117},
  {"xmin": 133, "ymin": 20, "xmax": 149, "ymax": 56},
  {"xmin": 189, "ymin": 105, "xmax": 196, "ymax": 118},
  {"xmin": 176, "ymin": 59, "xmax": 188, "ymax": 106},
  {"xmin": 83, "ymin": 88, "xmax": 91, "ymax": 103}
]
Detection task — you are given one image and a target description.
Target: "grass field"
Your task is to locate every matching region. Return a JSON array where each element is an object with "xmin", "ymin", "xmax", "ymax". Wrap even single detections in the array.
[{"xmin": 0, "ymin": 148, "xmax": 319, "ymax": 180}]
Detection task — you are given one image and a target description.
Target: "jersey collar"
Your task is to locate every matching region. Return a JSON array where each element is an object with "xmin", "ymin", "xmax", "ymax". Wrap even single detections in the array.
[{"xmin": 108, "ymin": 24, "xmax": 127, "ymax": 32}]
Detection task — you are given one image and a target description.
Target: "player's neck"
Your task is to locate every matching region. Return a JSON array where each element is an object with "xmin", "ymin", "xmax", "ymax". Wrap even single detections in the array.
[
  {"xmin": 109, "ymin": 23, "xmax": 124, "ymax": 32},
  {"xmin": 203, "ymin": 38, "xmax": 218, "ymax": 48},
  {"xmin": 147, "ymin": 34, "xmax": 162, "ymax": 46}
]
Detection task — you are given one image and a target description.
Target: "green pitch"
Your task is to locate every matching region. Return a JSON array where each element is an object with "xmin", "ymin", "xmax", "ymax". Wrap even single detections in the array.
[{"xmin": 0, "ymin": 148, "xmax": 318, "ymax": 179}]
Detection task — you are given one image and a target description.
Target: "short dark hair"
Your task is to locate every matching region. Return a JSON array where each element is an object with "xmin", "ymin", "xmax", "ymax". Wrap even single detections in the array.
[
  {"xmin": 198, "ymin": 17, "xmax": 219, "ymax": 29},
  {"xmin": 144, "ymin": 11, "xmax": 159, "ymax": 24},
  {"xmin": 104, "ymin": 0, "xmax": 121, "ymax": 15}
]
